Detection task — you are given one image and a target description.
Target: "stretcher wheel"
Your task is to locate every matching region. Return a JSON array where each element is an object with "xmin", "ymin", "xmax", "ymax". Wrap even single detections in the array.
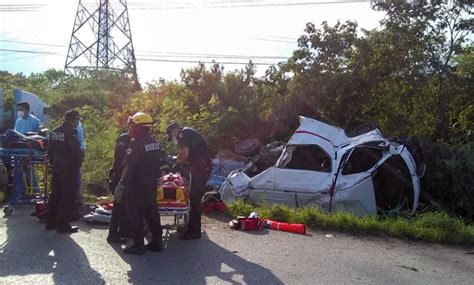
[{"xmin": 3, "ymin": 206, "xmax": 13, "ymax": 216}]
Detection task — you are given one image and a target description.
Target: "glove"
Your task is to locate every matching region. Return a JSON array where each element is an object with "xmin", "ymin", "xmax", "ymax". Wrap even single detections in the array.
[{"xmin": 114, "ymin": 184, "xmax": 126, "ymax": 203}]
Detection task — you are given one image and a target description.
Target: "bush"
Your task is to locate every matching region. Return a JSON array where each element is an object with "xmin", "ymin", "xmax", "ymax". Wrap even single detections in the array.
[
  {"xmin": 78, "ymin": 106, "xmax": 118, "ymax": 192},
  {"xmin": 422, "ymin": 142, "xmax": 474, "ymax": 218}
]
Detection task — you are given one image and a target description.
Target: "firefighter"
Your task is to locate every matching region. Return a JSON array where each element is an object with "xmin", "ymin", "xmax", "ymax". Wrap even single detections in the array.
[
  {"xmin": 45, "ymin": 110, "xmax": 84, "ymax": 233},
  {"xmin": 116, "ymin": 112, "xmax": 163, "ymax": 254},
  {"xmin": 106, "ymin": 128, "xmax": 131, "ymax": 244},
  {"xmin": 166, "ymin": 122, "xmax": 212, "ymax": 240}
]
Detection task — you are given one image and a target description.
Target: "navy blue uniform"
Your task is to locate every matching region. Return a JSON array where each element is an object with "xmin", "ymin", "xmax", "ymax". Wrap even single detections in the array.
[
  {"xmin": 108, "ymin": 133, "xmax": 131, "ymax": 239},
  {"xmin": 47, "ymin": 123, "xmax": 84, "ymax": 226},
  {"xmin": 122, "ymin": 135, "xmax": 163, "ymax": 245},
  {"xmin": 177, "ymin": 128, "xmax": 212, "ymax": 234},
  {"xmin": 109, "ymin": 133, "xmax": 131, "ymax": 193}
]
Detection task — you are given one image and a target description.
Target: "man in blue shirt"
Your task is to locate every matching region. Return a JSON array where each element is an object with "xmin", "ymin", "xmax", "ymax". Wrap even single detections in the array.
[
  {"xmin": 11, "ymin": 102, "xmax": 43, "ymax": 198},
  {"xmin": 77, "ymin": 121, "xmax": 86, "ymax": 151},
  {"xmin": 14, "ymin": 101, "xmax": 42, "ymax": 134},
  {"xmin": 74, "ymin": 121, "xmax": 85, "ymax": 221}
]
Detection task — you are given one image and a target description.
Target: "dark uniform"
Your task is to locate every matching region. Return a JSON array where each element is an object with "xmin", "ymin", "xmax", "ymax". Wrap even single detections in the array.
[
  {"xmin": 107, "ymin": 133, "xmax": 131, "ymax": 240},
  {"xmin": 47, "ymin": 123, "xmax": 84, "ymax": 230},
  {"xmin": 121, "ymin": 134, "xmax": 163, "ymax": 248},
  {"xmin": 177, "ymin": 127, "xmax": 212, "ymax": 235}
]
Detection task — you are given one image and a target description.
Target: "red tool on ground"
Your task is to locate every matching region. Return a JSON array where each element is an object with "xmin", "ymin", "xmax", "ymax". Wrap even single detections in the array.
[{"xmin": 263, "ymin": 219, "xmax": 306, "ymax": 234}]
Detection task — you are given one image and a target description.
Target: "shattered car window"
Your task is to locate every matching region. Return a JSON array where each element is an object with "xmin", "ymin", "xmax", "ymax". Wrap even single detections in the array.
[
  {"xmin": 279, "ymin": 145, "xmax": 331, "ymax": 172},
  {"xmin": 372, "ymin": 155, "xmax": 414, "ymax": 210},
  {"xmin": 342, "ymin": 147, "xmax": 384, "ymax": 175}
]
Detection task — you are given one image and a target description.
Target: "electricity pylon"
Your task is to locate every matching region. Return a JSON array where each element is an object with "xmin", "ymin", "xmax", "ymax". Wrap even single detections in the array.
[{"xmin": 65, "ymin": 0, "xmax": 139, "ymax": 87}]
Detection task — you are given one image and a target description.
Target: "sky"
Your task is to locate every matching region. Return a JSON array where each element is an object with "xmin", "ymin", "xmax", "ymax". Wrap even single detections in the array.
[{"xmin": 0, "ymin": 0, "xmax": 385, "ymax": 84}]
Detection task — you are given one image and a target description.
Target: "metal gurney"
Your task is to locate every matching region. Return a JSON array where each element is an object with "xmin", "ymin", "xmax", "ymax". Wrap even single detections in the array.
[{"xmin": 0, "ymin": 142, "xmax": 49, "ymax": 216}]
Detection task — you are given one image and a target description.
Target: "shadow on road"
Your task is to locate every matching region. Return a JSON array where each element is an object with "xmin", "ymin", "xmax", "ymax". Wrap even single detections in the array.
[
  {"xmin": 112, "ymin": 230, "xmax": 283, "ymax": 284},
  {"xmin": 0, "ymin": 206, "xmax": 104, "ymax": 283}
]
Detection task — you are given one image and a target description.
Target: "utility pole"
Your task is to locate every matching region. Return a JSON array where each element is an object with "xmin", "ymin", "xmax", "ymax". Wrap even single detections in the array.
[{"xmin": 65, "ymin": 0, "xmax": 139, "ymax": 88}]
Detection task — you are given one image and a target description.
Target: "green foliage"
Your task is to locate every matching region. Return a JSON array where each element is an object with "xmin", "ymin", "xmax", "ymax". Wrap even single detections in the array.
[
  {"xmin": 78, "ymin": 106, "xmax": 118, "ymax": 191},
  {"xmin": 227, "ymin": 200, "xmax": 474, "ymax": 245},
  {"xmin": 422, "ymin": 142, "xmax": 474, "ymax": 218}
]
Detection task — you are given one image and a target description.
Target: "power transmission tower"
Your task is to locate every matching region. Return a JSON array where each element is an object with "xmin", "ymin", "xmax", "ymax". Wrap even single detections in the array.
[{"xmin": 65, "ymin": 0, "xmax": 139, "ymax": 87}]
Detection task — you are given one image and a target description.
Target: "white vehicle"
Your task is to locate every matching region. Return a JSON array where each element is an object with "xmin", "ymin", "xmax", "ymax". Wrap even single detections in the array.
[{"xmin": 220, "ymin": 116, "xmax": 425, "ymax": 215}]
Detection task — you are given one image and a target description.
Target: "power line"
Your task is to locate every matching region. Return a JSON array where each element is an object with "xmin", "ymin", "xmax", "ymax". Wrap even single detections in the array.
[
  {"xmin": 0, "ymin": 41, "xmax": 290, "ymax": 60},
  {"xmin": 0, "ymin": 3, "xmax": 45, "ymax": 12},
  {"xmin": 136, "ymin": 57, "xmax": 278, "ymax": 65},
  {"xmin": 83, "ymin": 0, "xmax": 370, "ymax": 10},
  {"xmin": 0, "ymin": 9, "xmax": 39, "ymax": 12},
  {"xmin": 139, "ymin": 51, "xmax": 289, "ymax": 60},
  {"xmin": 1, "ymin": 0, "xmax": 370, "ymax": 13},
  {"xmin": 0, "ymin": 48, "xmax": 62, "ymax": 56},
  {"xmin": 0, "ymin": 48, "xmax": 281, "ymax": 65},
  {"xmin": 0, "ymin": 54, "xmax": 41, "ymax": 63},
  {"xmin": 0, "ymin": 39, "xmax": 67, "ymax": 48}
]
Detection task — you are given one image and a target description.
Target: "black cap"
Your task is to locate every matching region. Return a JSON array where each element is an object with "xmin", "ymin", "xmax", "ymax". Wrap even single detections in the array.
[
  {"xmin": 166, "ymin": 121, "xmax": 180, "ymax": 142},
  {"xmin": 65, "ymin": 109, "xmax": 82, "ymax": 122}
]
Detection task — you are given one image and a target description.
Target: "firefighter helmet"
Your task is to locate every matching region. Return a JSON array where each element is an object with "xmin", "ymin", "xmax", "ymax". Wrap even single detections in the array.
[{"xmin": 128, "ymin": 112, "xmax": 154, "ymax": 127}]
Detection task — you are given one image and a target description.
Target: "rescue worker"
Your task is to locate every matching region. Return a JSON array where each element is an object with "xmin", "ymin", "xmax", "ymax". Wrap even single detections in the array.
[
  {"xmin": 14, "ymin": 101, "xmax": 42, "ymax": 134},
  {"xmin": 116, "ymin": 112, "xmax": 163, "ymax": 254},
  {"xmin": 166, "ymin": 122, "xmax": 212, "ymax": 240},
  {"xmin": 106, "ymin": 128, "xmax": 131, "ymax": 244},
  {"xmin": 45, "ymin": 110, "xmax": 84, "ymax": 233}
]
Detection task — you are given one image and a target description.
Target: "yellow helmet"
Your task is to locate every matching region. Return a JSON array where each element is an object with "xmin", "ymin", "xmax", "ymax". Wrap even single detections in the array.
[{"xmin": 128, "ymin": 112, "xmax": 154, "ymax": 127}]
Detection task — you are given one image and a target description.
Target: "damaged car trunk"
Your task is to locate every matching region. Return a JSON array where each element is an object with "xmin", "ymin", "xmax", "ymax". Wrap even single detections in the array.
[{"xmin": 220, "ymin": 116, "xmax": 424, "ymax": 215}]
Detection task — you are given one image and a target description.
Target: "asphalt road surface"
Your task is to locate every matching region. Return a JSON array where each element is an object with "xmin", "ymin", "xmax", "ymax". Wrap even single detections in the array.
[{"xmin": 0, "ymin": 206, "xmax": 472, "ymax": 284}]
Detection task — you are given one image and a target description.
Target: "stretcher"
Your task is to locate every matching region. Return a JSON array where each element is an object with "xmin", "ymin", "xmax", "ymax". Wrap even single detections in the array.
[
  {"xmin": 156, "ymin": 172, "xmax": 190, "ymax": 230},
  {"xmin": 0, "ymin": 142, "xmax": 49, "ymax": 216}
]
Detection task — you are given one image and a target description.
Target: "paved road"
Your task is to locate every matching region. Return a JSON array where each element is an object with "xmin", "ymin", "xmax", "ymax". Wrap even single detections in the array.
[{"xmin": 0, "ymin": 206, "xmax": 472, "ymax": 284}]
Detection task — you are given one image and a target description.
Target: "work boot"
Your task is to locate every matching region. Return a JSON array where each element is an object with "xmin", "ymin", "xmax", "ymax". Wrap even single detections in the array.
[
  {"xmin": 123, "ymin": 244, "xmax": 146, "ymax": 255},
  {"xmin": 107, "ymin": 233, "xmax": 126, "ymax": 244},
  {"xmin": 57, "ymin": 224, "xmax": 79, "ymax": 234},
  {"xmin": 145, "ymin": 239, "xmax": 163, "ymax": 252},
  {"xmin": 180, "ymin": 231, "xmax": 201, "ymax": 240}
]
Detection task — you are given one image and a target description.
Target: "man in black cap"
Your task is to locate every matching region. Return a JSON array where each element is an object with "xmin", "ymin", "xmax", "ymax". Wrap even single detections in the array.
[
  {"xmin": 46, "ymin": 110, "xmax": 84, "ymax": 233},
  {"xmin": 166, "ymin": 122, "xmax": 212, "ymax": 240}
]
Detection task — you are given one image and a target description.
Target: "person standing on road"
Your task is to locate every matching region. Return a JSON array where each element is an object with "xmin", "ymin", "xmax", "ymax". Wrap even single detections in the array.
[
  {"xmin": 106, "ymin": 127, "xmax": 131, "ymax": 244},
  {"xmin": 166, "ymin": 122, "xmax": 212, "ymax": 240},
  {"xmin": 45, "ymin": 110, "xmax": 84, "ymax": 233},
  {"xmin": 117, "ymin": 112, "xmax": 163, "ymax": 254}
]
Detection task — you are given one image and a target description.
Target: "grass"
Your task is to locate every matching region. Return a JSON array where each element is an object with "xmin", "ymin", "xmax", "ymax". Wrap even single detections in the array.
[{"xmin": 227, "ymin": 200, "xmax": 474, "ymax": 246}]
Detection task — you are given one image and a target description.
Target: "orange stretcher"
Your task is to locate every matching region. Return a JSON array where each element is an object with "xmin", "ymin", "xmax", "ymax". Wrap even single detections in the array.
[{"xmin": 156, "ymin": 173, "xmax": 190, "ymax": 230}]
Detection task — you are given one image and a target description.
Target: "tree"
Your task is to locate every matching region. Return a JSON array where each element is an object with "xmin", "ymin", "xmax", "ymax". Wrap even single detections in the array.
[{"xmin": 371, "ymin": 0, "xmax": 473, "ymax": 140}]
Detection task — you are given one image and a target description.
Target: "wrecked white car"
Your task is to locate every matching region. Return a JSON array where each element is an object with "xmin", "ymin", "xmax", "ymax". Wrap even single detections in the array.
[{"xmin": 219, "ymin": 116, "xmax": 425, "ymax": 215}]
